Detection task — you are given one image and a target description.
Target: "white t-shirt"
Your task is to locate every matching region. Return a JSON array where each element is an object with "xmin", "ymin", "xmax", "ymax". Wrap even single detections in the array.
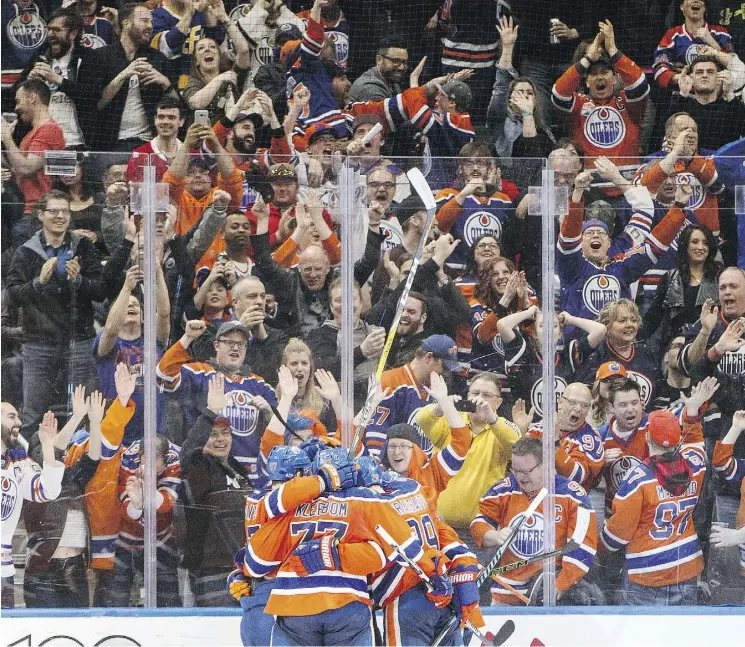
[
  {"xmin": 48, "ymin": 50, "xmax": 84, "ymax": 147},
  {"xmin": 118, "ymin": 75, "xmax": 152, "ymax": 141}
]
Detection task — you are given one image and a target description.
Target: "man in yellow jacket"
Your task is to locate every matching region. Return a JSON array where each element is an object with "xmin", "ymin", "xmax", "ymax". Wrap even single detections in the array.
[{"xmin": 416, "ymin": 373, "xmax": 521, "ymax": 533}]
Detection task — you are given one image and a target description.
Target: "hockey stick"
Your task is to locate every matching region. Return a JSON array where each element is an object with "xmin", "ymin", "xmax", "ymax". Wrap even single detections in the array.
[
  {"xmin": 488, "ymin": 540, "xmax": 579, "ymax": 577},
  {"xmin": 493, "ymin": 620, "xmax": 516, "ymax": 646},
  {"xmin": 492, "ymin": 575, "xmax": 529, "ymax": 604},
  {"xmin": 476, "ymin": 488, "xmax": 548, "ymax": 589},
  {"xmin": 348, "ymin": 168, "xmax": 438, "ymax": 456},
  {"xmin": 374, "ymin": 524, "xmax": 497, "ymax": 647},
  {"xmin": 432, "ymin": 615, "xmax": 459, "ymax": 647}
]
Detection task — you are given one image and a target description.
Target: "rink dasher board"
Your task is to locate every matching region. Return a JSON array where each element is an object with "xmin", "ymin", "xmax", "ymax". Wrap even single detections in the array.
[{"xmin": 1, "ymin": 607, "xmax": 745, "ymax": 647}]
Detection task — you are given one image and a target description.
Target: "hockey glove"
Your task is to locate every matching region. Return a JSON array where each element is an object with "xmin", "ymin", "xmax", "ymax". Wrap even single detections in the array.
[
  {"xmin": 318, "ymin": 460, "xmax": 357, "ymax": 491},
  {"xmin": 425, "ymin": 557, "xmax": 453, "ymax": 609},
  {"xmin": 294, "ymin": 534, "xmax": 341, "ymax": 574},
  {"xmin": 450, "ymin": 563, "xmax": 484, "ymax": 628},
  {"xmin": 227, "ymin": 569, "xmax": 252, "ymax": 601}
]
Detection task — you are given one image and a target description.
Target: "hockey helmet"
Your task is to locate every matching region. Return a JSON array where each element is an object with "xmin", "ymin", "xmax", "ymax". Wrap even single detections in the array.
[{"xmin": 266, "ymin": 445, "xmax": 311, "ymax": 482}]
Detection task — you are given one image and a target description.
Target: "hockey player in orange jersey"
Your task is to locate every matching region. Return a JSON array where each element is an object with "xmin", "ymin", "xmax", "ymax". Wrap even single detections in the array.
[
  {"xmin": 245, "ymin": 448, "xmax": 452, "ymax": 646},
  {"xmin": 527, "ymin": 382, "xmax": 604, "ymax": 491},
  {"xmin": 710, "ymin": 410, "xmax": 745, "ymax": 576},
  {"xmin": 601, "ymin": 409, "xmax": 707, "ymax": 605},
  {"xmin": 471, "ymin": 436, "xmax": 598, "ymax": 605}
]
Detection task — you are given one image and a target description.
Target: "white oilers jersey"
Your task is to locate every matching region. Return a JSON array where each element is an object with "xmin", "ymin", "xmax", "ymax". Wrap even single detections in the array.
[{"xmin": 1, "ymin": 449, "xmax": 64, "ymax": 576}]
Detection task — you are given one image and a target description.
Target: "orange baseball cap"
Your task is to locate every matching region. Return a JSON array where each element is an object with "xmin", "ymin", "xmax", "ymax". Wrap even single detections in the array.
[
  {"xmin": 596, "ymin": 361, "xmax": 628, "ymax": 381},
  {"xmin": 647, "ymin": 410, "xmax": 682, "ymax": 448}
]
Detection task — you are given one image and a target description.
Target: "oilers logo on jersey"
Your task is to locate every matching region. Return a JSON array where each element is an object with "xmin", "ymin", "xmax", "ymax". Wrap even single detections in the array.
[
  {"xmin": 379, "ymin": 220, "xmax": 403, "ymax": 254},
  {"xmin": 463, "ymin": 211, "xmax": 503, "ymax": 246},
  {"xmin": 1, "ymin": 476, "xmax": 18, "ymax": 521},
  {"xmin": 582, "ymin": 274, "xmax": 622, "ymax": 315},
  {"xmin": 80, "ymin": 32, "xmax": 107, "ymax": 49},
  {"xmin": 685, "ymin": 44, "xmax": 710, "ymax": 66},
  {"xmin": 626, "ymin": 370, "xmax": 654, "ymax": 407},
  {"xmin": 583, "ymin": 106, "xmax": 626, "ymax": 150},
  {"xmin": 609, "ymin": 455, "xmax": 644, "ymax": 491},
  {"xmin": 530, "ymin": 376, "xmax": 568, "ymax": 419},
  {"xmin": 326, "ymin": 31, "xmax": 349, "ymax": 68},
  {"xmin": 509, "ymin": 511, "xmax": 544, "ymax": 559},
  {"xmin": 676, "ymin": 172, "xmax": 706, "ymax": 210},
  {"xmin": 221, "ymin": 393, "xmax": 260, "ymax": 435}
]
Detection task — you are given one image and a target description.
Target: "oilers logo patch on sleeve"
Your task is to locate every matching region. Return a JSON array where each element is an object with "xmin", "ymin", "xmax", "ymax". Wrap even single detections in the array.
[
  {"xmin": 582, "ymin": 274, "xmax": 621, "ymax": 315},
  {"xmin": 610, "ymin": 456, "xmax": 644, "ymax": 491},
  {"xmin": 583, "ymin": 106, "xmax": 626, "ymax": 149}
]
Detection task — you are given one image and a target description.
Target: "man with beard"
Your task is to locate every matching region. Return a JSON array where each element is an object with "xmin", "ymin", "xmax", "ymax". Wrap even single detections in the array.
[
  {"xmin": 126, "ymin": 96, "xmax": 184, "ymax": 182},
  {"xmin": 83, "ymin": 3, "xmax": 178, "ymax": 151},
  {"xmin": 18, "ymin": 8, "xmax": 89, "ymax": 149},
  {"xmin": 551, "ymin": 20, "xmax": 649, "ymax": 167},
  {"xmin": 158, "ymin": 319, "xmax": 277, "ymax": 482},
  {"xmin": 0, "ymin": 80, "xmax": 65, "ymax": 216},
  {"xmin": 665, "ymin": 55, "xmax": 745, "ymax": 151},
  {"xmin": 527, "ymin": 382, "xmax": 604, "ymax": 491},
  {"xmin": 434, "ymin": 141, "xmax": 516, "ymax": 273},
  {"xmin": 1, "ymin": 403, "xmax": 65, "ymax": 608},
  {"xmin": 348, "ymin": 36, "xmax": 408, "ymax": 103}
]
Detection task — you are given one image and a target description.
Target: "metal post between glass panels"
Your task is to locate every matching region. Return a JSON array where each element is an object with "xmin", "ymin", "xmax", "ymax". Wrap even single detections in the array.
[
  {"xmin": 540, "ymin": 165, "xmax": 557, "ymax": 607},
  {"xmin": 339, "ymin": 158, "xmax": 356, "ymax": 446},
  {"xmin": 142, "ymin": 160, "xmax": 158, "ymax": 608}
]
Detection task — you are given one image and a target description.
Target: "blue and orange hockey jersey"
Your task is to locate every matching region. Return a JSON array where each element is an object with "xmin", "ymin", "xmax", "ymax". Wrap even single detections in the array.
[
  {"xmin": 557, "ymin": 197, "xmax": 685, "ymax": 326},
  {"xmin": 601, "ymin": 446, "xmax": 707, "ymax": 587},
  {"xmin": 471, "ymin": 475, "xmax": 597, "ymax": 604},
  {"xmin": 597, "ymin": 407, "xmax": 704, "ymax": 516},
  {"xmin": 527, "ymin": 422, "xmax": 604, "ymax": 491},
  {"xmin": 551, "ymin": 53, "xmax": 649, "ymax": 166},
  {"xmin": 434, "ymin": 188, "xmax": 514, "ymax": 270},
  {"xmin": 248, "ymin": 486, "xmax": 434, "ymax": 617},
  {"xmin": 654, "ymin": 24, "xmax": 732, "ymax": 88},
  {"xmin": 64, "ymin": 398, "xmax": 134, "ymax": 568},
  {"xmin": 156, "ymin": 341, "xmax": 278, "ymax": 481}
]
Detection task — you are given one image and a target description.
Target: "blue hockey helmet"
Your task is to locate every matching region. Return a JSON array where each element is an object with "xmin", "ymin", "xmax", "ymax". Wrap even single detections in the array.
[
  {"xmin": 311, "ymin": 447, "xmax": 352, "ymax": 475},
  {"xmin": 356, "ymin": 455, "xmax": 384, "ymax": 487},
  {"xmin": 266, "ymin": 445, "xmax": 311, "ymax": 482}
]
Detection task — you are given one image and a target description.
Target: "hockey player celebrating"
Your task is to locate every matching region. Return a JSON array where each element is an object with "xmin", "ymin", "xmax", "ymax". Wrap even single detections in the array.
[
  {"xmin": 471, "ymin": 436, "xmax": 598, "ymax": 605},
  {"xmin": 1, "ymin": 404, "xmax": 65, "ymax": 607},
  {"xmin": 601, "ymin": 409, "xmax": 708, "ymax": 605}
]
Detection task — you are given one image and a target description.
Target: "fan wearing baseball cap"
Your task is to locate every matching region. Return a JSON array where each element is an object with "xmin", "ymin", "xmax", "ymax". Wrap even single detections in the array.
[
  {"xmin": 362, "ymin": 335, "xmax": 461, "ymax": 458},
  {"xmin": 601, "ymin": 406, "xmax": 709, "ymax": 605}
]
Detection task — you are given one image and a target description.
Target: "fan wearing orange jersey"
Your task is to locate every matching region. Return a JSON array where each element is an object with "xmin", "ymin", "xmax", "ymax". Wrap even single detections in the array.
[
  {"xmin": 601, "ymin": 410, "xmax": 707, "ymax": 605},
  {"xmin": 471, "ymin": 436, "xmax": 598, "ymax": 605}
]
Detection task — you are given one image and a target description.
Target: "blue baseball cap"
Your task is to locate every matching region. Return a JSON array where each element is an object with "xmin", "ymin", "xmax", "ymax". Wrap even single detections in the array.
[
  {"xmin": 420, "ymin": 334, "xmax": 460, "ymax": 371},
  {"xmin": 581, "ymin": 218, "xmax": 609, "ymax": 234}
]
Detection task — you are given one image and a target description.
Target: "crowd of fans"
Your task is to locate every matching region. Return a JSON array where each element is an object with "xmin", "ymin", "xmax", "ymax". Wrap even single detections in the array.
[{"xmin": 2, "ymin": 0, "xmax": 745, "ymax": 613}]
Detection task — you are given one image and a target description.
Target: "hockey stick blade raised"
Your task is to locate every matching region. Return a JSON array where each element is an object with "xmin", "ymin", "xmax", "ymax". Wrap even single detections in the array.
[{"xmin": 348, "ymin": 168, "xmax": 437, "ymax": 456}]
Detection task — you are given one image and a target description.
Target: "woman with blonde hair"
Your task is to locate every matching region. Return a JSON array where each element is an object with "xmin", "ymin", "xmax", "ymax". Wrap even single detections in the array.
[
  {"xmin": 575, "ymin": 299, "xmax": 661, "ymax": 409},
  {"xmin": 275, "ymin": 338, "xmax": 338, "ymax": 435}
]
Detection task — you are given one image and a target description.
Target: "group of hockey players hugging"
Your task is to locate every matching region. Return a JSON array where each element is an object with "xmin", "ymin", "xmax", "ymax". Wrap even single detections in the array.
[{"xmin": 2, "ymin": 0, "xmax": 745, "ymax": 645}]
